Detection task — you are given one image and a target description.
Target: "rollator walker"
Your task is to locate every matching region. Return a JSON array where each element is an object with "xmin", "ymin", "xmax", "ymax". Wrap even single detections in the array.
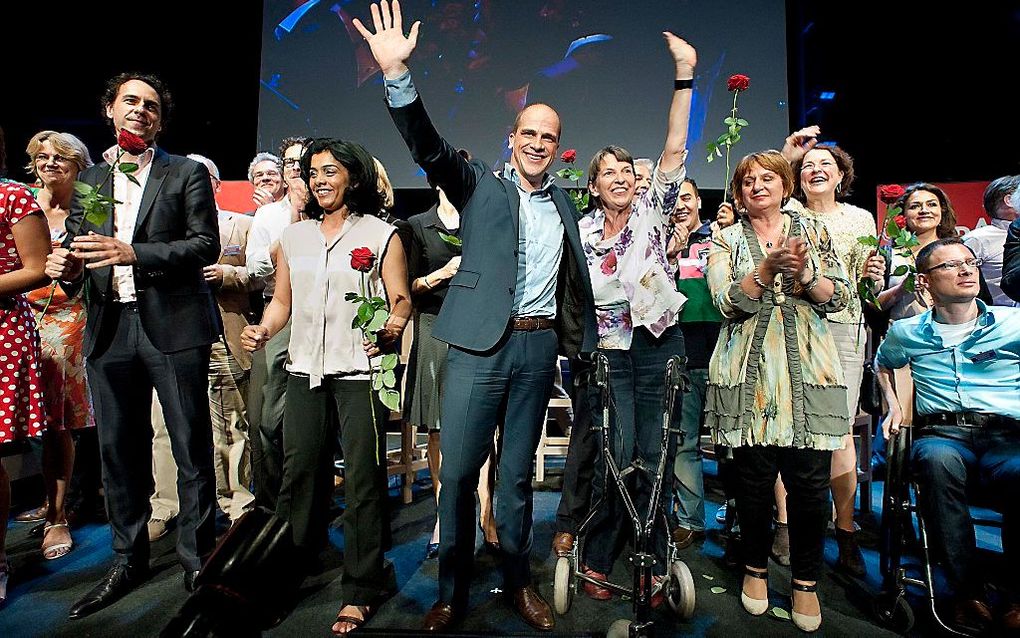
[{"xmin": 552, "ymin": 353, "xmax": 696, "ymax": 637}]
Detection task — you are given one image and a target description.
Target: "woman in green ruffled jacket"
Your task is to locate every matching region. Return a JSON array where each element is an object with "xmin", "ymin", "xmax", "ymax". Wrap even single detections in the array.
[{"xmin": 705, "ymin": 150, "xmax": 850, "ymax": 633}]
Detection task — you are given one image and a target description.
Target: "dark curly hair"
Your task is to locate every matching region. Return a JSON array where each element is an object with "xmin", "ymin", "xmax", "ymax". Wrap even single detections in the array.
[
  {"xmin": 101, "ymin": 72, "xmax": 174, "ymax": 137},
  {"xmin": 300, "ymin": 138, "xmax": 384, "ymax": 220},
  {"xmin": 278, "ymin": 136, "xmax": 311, "ymax": 159},
  {"xmin": 792, "ymin": 143, "xmax": 856, "ymax": 200}
]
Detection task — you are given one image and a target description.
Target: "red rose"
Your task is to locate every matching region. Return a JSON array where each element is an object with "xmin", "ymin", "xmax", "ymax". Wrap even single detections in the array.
[
  {"xmin": 561, "ymin": 149, "xmax": 577, "ymax": 164},
  {"xmin": 879, "ymin": 184, "xmax": 906, "ymax": 205},
  {"xmin": 350, "ymin": 247, "xmax": 376, "ymax": 272},
  {"xmin": 893, "ymin": 215, "xmax": 906, "ymax": 229},
  {"xmin": 117, "ymin": 129, "xmax": 148, "ymax": 155},
  {"xmin": 726, "ymin": 74, "xmax": 750, "ymax": 92}
]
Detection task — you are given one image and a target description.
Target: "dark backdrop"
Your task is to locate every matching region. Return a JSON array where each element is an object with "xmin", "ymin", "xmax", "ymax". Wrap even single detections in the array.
[{"xmin": 2, "ymin": 1, "xmax": 1018, "ymax": 217}]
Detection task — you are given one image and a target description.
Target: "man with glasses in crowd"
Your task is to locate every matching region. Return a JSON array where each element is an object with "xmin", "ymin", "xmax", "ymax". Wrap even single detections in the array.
[{"xmin": 876, "ymin": 237, "xmax": 1020, "ymax": 634}]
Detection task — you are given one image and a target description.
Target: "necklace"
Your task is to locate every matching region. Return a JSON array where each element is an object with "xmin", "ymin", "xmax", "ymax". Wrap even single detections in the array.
[{"xmin": 754, "ymin": 215, "xmax": 787, "ymax": 250}]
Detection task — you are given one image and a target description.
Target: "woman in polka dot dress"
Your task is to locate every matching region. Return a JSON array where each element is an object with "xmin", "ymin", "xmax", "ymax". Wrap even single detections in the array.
[{"xmin": 0, "ymin": 167, "xmax": 53, "ymax": 604}]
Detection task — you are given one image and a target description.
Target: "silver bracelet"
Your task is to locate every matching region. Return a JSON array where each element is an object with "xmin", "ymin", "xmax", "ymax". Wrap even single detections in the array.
[
  {"xmin": 803, "ymin": 270, "xmax": 821, "ymax": 292},
  {"xmin": 752, "ymin": 268, "xmax": 768, "ymax": 290}
]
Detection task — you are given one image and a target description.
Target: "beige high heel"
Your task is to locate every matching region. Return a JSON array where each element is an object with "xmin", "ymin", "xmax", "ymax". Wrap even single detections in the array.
[
  {"xmin": 791, "ymin": 580, "xmax": 822, "ymax": 632},
  {"xmin": 741, "ymin": 567, "xmax": 769, "ymax": 616}
]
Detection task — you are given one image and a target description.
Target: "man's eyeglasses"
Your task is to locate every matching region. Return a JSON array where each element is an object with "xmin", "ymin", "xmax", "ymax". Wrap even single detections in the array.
[
  {"xmin": 283, "ymin": 159, "xmax": 300, "ymax": 168},
  {"xmin": 922, "ymin": 258, "xmax": 983, "ymax": 274}
]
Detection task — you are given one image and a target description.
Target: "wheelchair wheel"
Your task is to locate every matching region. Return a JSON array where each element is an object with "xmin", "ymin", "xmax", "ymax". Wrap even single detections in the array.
[
  {"xmin": 873, "ymin": 591, "xmax": 915, "ymax": 634},
  {"xmin": 666, "ymin": 560, "xmax": 696, "ymax": 619},
  {"xmin": 553, "ymin": 556, "xmax": 573, "ymax": 615},
  {"xmin": 607, "ymin": 619, "xmax": 632, "ymax": 638}
]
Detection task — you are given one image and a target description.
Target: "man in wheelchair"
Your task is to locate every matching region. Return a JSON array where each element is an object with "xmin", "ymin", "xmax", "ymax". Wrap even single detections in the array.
[{"xmin": 876, "ymin": 237, "xmax": 1020, "ymax": 634}]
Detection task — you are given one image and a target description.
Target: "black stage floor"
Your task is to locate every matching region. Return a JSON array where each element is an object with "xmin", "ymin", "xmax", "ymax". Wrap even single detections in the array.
[{"xmin": 0, "ymin": 459, "xmax": 1002, "ymax": 637}]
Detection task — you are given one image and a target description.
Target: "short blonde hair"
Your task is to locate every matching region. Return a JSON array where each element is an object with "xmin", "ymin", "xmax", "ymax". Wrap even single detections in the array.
[
  {"xmin": 730, "ymin": 150, "xmax": 794, "ymax": 210},
  {"xmin": 25, "ymin": 130, "xmax": 93, "ymax": 179},
  {"xmin": 374, "ymin": 157, "xmax": 395, "ymax": 209}
]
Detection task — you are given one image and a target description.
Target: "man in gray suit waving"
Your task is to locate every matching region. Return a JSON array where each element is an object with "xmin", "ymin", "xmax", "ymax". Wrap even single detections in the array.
[{"xmin": 356, "ymin": 2, "xmax": 597, "ymax": 631}]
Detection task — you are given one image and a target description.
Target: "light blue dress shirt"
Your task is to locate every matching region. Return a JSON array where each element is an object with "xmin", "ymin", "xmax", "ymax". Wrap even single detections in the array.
[
  {"xmin": 875, "ymin": 300, "xmax": 1020, "ymax": 419},
  {"xmin": 384, "ymin": 71, "xmax": 565, "ymax": 319}
]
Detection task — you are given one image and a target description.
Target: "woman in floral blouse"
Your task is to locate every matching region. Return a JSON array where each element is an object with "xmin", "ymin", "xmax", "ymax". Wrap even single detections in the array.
[
  {"xmin": 706, "ymin": 150, "xmax": 850, "ymax": 632},
  {"xmin": 574, "ymin": 31, "xmax": 694, "ymax": 602}
]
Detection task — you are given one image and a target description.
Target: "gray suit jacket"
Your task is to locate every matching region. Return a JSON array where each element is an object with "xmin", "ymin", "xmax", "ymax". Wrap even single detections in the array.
[{"xmin": 389, "ymin": 97, "xmax": 597, "ymax": 356}]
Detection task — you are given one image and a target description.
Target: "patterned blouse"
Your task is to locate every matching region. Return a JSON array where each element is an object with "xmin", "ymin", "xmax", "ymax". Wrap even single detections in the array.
[
  {"xmin": 789, "ymin": 200, "xmax": 876, "ymax": 325},
  {"xmin": 578, "ymin": 157, "xmax": 685, "ymax": 350},
  {"xmin": 705, "ymin": 210, "xmax": 852, "ymax": 450}
]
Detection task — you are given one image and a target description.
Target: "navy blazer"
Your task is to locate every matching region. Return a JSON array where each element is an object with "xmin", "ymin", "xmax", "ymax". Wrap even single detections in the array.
[
  {"xmin": 64, "ymin": 148, "xmax": 222, "ymax": 356},
  {"xmin": 389, "ymin": 97, "xmax": 597, "ymax": 356},
  {"xmin": 1003, "ymin": 218, "xmax": 1020, "ymax": 303}
]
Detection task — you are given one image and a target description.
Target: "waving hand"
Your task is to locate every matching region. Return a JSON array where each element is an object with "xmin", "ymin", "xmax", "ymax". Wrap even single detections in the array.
[{"xmin": 352, "ymin": 0, "xmax": 422, "ymax": 79}]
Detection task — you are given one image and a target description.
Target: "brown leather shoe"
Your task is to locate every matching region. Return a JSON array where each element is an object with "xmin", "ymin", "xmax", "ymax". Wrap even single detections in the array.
[
  {"xmin": 953, "ymin": 598, "xmax": 993, "ymax": 634},
  {"xmin": 508, "ymin": 585, "xmax": 554, "ymax": 631},
  {"xmin": 551, "ymin": 531, "xmax": 574, "ymax": 557},
  {"xmin": 422, "ymin": 601, "xmax": 458, "ymax": 632},
  {"xmin": 1000, "ymin": 602, "xmax": 1020, "ymax": 633},
  {"xmin": 671, "ymin": 526, "xmax": 705, "ymax": 550}
]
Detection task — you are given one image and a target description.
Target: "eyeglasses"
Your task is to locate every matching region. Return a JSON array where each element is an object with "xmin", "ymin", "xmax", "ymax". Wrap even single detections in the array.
[
  {"xmin": 35, "ymin": 153, "xmax": 73, "ymax": 165},
  {"xmin": 922, "ymin": 257, "xmax": 983, "ymax": 274},
  {"xmin": 283, "ymin": 159, "xmax": 300, "ymax": 168}
]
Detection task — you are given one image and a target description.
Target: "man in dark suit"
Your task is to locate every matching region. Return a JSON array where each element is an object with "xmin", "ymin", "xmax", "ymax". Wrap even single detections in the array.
[
  {"xmin": 45, "ymin": 72, "xmax": 221, "ymax": 619},
  {"xmin": 355, "ymin": 3, "xmax": 597, "ymax": 631}
]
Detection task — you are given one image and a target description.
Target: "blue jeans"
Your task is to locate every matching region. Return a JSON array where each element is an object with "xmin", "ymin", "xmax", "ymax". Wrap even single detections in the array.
[
  {"xmin": 673, "ymin": 367, "xmax": 707, "ymax": 530},
  {"xmin": 584, "ymin": 325, "xmax": 683, "ymax": 576},
  {"xmin": 911, "ymin": 424, "xmax": 1020, "ymax": 597}
]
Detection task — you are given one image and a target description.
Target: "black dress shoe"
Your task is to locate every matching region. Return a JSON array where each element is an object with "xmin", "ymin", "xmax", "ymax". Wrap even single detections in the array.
[
  {"xmin": 69, "ymin": 564, "xmax": 148, "ymax": 619},
  {"xmin": 184, "ymin": 570, "xmax": 200, "ymax": 593}
]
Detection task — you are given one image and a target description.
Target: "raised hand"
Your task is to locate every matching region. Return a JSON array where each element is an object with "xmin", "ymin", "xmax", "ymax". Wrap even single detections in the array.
[
  {"xmin": 781, "ymin": 125, "xmax": 820, "ymax": 164},
  {"xmin": 352, "ymin": 0, "xmax": 422, "ymax": 79},
  {"xmin": 662, "ymin": 31, "xmax": 697, "ymax": 75}
]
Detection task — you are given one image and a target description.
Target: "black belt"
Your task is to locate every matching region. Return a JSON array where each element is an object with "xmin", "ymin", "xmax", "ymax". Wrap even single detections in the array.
[
  {"xmin": 114, "ymin": 300, "xmax": 140, "ymax": 312},
  {"xmin": 510, "ymin": 316, "xmax": 555, "ymax": 331},
  {"xmin": 917, "ymin": 412, "xmax": 1020, "ymax": 429}
]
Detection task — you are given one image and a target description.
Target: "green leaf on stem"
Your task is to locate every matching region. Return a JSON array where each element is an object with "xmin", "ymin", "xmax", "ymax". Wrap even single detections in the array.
[
  {"xmin": 73, "ymin": 181, "xmax": 94, "ymax": 196},
  {"xmin": 344, "ymin": 292, "xmax": 360, "ymax": 302},
  {"xmin": 84, "ymin": 204, "xmax": 110, "ymax": 228},
  {"xmin": 372, "ymin": 373, "xmax": 384, "ymax": 391},
  {"xmin": 382, "ymin": 369, "xmax": 396, "ymax": 388},
  {"xmin": 736, "ymin": 118, "xmax": 749, "ymax": 126},
  {"xmin": 857, "ymin": 235, "xmax": 880, "ymax": 247},
  {"xmin": 886, "ymin": 216, "xmax": 901, "ymax": 236},
  {"xmin": 904, "ymin": 274, "xmax": 916, "ymax": 293},
  {"xmin": 438, "ymin": 231, "xmax": 462, "ymax": 248},
  {"xmin": 380, "ymin": 388, "xmax": 401, "ymax": 412},
  {"xmin": 369, "ymin": 296, "xmax": 387, "ymax": 309},
  {"xmin": 892, "ymin": 265, "xmax": 909, "ymax": 277},
  {"xmin": 356, "ymin": 303, "xmax": 374, "ymax": 327},
  {"xmin": 367, "ymin": 308, "xmax": 388, "ymax": 333},
  {"xmin": 118, "ymin": 162, "xmax": 139, "ymax": 174},
  {"xmin": 381, "ymin": 353, "xmax": 399, "ymax": 371}
]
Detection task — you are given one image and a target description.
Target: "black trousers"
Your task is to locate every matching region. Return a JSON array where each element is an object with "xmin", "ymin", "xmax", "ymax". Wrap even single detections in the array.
[
  {"xmin": 276, "ymin": 374, "xmax": 390, "ymax": 605},
  {"xmin": 733, "ymin": 445, "xmax": 832, "ymax": 582},
  {"xmin": 555, "ymin": 357, "xmax": 596, "ymax": 535},
  {"xmin": 86, "ymin": 305, "xmax": 215, "ymax": 571},
  {"xmin": 249, "ymin": 320, "xmax": 290, "ymax": 511}
]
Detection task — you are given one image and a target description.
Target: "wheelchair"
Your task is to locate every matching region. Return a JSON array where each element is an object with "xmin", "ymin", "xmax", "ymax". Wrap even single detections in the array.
[
  {"xmin": 875, "ymin": 422, "xmax": 1004, "ymax": 636},
  {"xmin": 551, "ymin": 353, "xmax": 696, "ymax": 638}
]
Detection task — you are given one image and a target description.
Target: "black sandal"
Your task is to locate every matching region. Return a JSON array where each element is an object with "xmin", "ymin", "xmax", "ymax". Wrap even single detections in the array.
[
  {"xmin": 332, "ymin": 605, "xmax": 374, "ymax": 636},
  {"xmin": 791, "ymin": 581, "xmax": 821, "ymax": 632}
]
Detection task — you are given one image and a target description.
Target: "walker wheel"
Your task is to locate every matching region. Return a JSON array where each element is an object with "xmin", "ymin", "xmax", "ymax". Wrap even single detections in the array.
[
  {"xmin": 873, "ymin": 591, "xmax": 914, "ymax": 633},
  {"xmin": 666, "ymin": 560, "xmax": 696, "ymax": 619},
  {"xmin": 607, "ymin": 619, "xmax": 632, "ymax": 638},
  {"xmin": 553, "ymin": 556, "xmax": 573, "ymax": 615}
]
